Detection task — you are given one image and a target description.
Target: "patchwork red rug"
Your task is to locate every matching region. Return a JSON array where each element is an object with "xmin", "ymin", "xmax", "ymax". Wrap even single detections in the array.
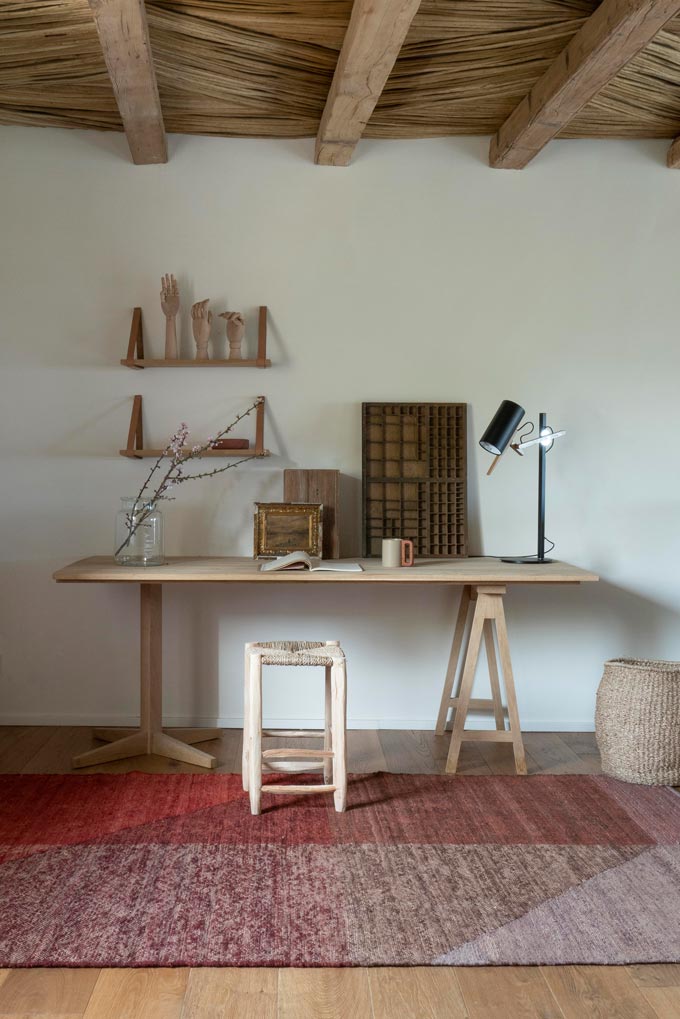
[{"xmin": 1, "ymin": 772, "xmax": 679, "ymax": 967}]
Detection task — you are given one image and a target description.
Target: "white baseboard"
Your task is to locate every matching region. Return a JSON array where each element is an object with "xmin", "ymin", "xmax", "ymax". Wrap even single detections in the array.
[{"xmin": 0, "ymin": 712, "xmax": 595, "ymax": 732}]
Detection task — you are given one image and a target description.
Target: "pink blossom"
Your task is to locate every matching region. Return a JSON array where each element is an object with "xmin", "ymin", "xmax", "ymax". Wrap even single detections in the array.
[{"xmin": 167, "ymin": 422, "xmax": 190, "ymax": 461}]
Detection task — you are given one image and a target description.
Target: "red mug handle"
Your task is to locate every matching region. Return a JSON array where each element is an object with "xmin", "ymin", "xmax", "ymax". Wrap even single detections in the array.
[{"xmin": 401, "ymin": 539, "xmax": 414, "ymax": 567}]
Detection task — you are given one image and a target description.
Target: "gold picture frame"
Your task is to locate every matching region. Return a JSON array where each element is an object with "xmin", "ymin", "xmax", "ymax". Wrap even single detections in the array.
[{"xmin": 254, "ymin": 502, "xmax": 323, "ymax": 558}]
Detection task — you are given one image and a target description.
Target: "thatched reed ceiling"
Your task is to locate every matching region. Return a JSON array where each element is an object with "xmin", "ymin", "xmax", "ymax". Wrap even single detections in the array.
[{"xmin": 2, "ymin": 0, "xmax": 680, "ymax": 139}]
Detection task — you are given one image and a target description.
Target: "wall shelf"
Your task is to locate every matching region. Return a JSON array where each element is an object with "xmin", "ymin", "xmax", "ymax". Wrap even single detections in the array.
[
  {"xmin": 121, "ymin": 306, "xmax": 271, "ymax": 368},
  {"xmin": 120, "ymin": 395, "xmax": 270, "ymax": 459},
  {"xmin": 123, "ymin": 359, "xmax": 270, "ymax": 369},
  {"xmin": 120, "ymin": 449, "xmax": 270, "ymax": 458}
]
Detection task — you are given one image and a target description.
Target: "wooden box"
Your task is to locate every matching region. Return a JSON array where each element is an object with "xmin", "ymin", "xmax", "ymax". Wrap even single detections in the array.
[
  {"xmin": 362, "ymin": 402, "xmax": 467, "ymax": 558},
  {"xmin": 283, "ymin": 469, "xmax": 340, "ymax": 559}
]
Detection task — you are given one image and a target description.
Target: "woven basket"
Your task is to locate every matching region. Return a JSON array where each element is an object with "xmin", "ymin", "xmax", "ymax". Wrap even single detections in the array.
[{"xmin": 595, "ymin": 658, "xmax": 680, "ymax": 785}]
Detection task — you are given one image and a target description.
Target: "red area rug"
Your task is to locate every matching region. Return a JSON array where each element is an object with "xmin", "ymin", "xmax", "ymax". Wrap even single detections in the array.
[{"xmin": 1, "ymin": 772, "xmax": 680, "ymax": 967}]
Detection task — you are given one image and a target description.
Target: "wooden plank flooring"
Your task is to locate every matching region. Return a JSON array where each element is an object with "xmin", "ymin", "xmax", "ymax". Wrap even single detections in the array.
[{"xmin": 0, "ymin": 726, "xmax": 676, "ymax": 1019}]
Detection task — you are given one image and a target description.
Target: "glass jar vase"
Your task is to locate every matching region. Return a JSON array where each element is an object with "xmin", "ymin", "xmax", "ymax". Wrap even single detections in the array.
[{"xmin": 114, "ymin": 497, "xmax": 164, "ymax": 566}]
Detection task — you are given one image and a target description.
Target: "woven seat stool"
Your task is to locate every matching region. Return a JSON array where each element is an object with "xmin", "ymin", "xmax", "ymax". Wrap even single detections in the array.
[{"xmin": 243, "ymin": 640, "xmax": 347, "ymax": 815}]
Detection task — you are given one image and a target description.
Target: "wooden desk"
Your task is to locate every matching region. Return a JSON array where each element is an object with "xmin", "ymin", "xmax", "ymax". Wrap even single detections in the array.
[{"xmin": 54, "ymin": 556, "xmax": 598, "ymax": 772}]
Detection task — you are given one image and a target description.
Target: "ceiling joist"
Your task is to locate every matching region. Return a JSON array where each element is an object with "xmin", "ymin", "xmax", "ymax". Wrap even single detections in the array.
[
  {"xmin": 315, "ymin": 0, "xmax": 422, "ymax": 166},
  {"xmin": 667, "ymin": 134, "xmax": 680, "ymax": 165},
  {"xmin": 87, "ymin": 0, "xmax": 167, "ymax": 165},
  {"xmin": 5, "ymin": 1, "xmax": 680, "ymax": 168},
  {"xmin": 490, "ymin": 0, "xmax": 680, "ymax": 170}
]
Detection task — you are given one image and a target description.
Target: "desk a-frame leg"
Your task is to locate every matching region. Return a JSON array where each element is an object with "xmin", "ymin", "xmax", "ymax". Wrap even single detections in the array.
[
  {"xmin": 435, "ymin": 587, "xmax": 504, "ymax": 737},
  {"xmin": 72, "ymin": 584, "xmax": 218, "ymax": 769},
  {"xmin": 434, "ymin": 586, "xmax": 472, "ymax": 735},
  {"xmin": 436, "ymin": 584, "xmax": 527, "ymax": 775}
]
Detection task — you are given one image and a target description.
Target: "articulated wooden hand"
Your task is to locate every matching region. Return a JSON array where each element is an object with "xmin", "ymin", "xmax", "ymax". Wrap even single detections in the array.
[
  {"xmin": 160, "ymin": 274, "xmax": 180, "ymax": 359},
  {"xmin": 191, "ymin": 299, "xmax": 212, "ymax": 361},
  {"xmin": 219, "ymin": 311, "xmax": 245, "ymax": 360}
]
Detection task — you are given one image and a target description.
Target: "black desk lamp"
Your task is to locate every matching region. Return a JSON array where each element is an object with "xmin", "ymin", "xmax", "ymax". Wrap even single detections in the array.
[{"xmin": 479, "ymin": 400, "xmax": 565, "ymax": 565}]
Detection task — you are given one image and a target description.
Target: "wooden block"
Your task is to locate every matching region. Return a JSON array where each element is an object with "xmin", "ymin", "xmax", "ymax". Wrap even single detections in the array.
[{"xmin": 284, "ymin": 469, "xmax": 341, "ymax": 558}]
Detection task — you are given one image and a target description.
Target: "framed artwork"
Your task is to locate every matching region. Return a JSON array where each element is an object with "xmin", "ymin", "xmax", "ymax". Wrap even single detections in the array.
[{"xmin": 254, "ymin": 502, "xmax": 323, "ymax": 558}]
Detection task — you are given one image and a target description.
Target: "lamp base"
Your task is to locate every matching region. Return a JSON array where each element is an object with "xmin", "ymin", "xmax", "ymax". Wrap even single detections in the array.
[{"xmin": 500, "ymin": 556, "xmax": 555, "ymax": 564}]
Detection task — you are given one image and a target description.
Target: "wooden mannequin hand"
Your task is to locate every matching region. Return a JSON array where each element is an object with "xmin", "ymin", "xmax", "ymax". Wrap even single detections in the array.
[
  {"xmin": 161, "ymin": 274, "xmax": 180, "ymax": 358},
  {"xmin": 219, "ymin": 311, "xmax": 245, "ymax": 359},
  {"xmin": 160, "ymin": 274, "xmax": 180, "ymax": 319},
  {"xmin": 191, "ymin": 299, "xmax": 212, "ymax": 360}
]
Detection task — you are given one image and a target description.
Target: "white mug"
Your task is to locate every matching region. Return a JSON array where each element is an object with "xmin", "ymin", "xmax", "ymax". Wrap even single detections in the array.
[{"xmin": 382, "ymin": 538, "xmax": 414, "ymax": 568}]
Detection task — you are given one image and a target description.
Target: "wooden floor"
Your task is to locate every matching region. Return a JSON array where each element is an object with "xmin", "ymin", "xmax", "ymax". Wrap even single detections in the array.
[{"xmin": 0, "ymin": 726, "xmax": 678, "ymax": 1019}]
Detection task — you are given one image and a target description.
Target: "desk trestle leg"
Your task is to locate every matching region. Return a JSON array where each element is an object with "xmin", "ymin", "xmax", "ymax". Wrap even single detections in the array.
[
  {"xmin": 436, "ymin": 585, "xmax": 527, "ymax": 776},
  {"xmin": 72, "ymin": 583, "xmax": 218, "ymax": 769}
]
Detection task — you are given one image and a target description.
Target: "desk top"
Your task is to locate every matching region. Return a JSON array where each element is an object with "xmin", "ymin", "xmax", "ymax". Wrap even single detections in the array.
[{"xmin": 53, "ymin": 556, "xmax": 598, "ymax": 585}]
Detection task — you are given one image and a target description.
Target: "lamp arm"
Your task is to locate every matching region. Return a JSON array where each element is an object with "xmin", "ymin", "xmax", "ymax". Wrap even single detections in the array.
[{"xmin": 517, "ymin": 429, "xmax": 566, "ymax": 452}]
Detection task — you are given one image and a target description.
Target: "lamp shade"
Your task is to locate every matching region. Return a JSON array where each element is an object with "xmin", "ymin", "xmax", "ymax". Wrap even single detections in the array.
[{"xmin": 479, "ymin": 400, "xmax": 525, "ymax": 456}]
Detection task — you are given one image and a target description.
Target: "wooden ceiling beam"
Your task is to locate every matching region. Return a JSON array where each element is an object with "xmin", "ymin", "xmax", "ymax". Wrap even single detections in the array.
[
  {"xmin": 667, "ymin": 135, "xmax": 680, "ymax": 166},
  {"xmin": 490, "ymin": 0, "xmax": 680, "ymax": 170},
  {"xmin": 88, "ymin": 0, "xmax": 167, "ymax": 164},
  {"xmin": 315, "ymin": 0, "xmax": 422, "ymax": 166}
]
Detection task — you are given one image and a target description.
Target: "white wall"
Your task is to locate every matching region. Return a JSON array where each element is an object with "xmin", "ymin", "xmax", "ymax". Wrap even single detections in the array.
[{"xmin": 1, "ymin": 126, "xmax": 679, "ymax": 731}]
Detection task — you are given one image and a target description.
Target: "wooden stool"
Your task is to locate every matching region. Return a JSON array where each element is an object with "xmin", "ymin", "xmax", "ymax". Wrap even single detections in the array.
[{"xmin": 243, "ymin": 641, "xmax": 348, "ymax": 815}]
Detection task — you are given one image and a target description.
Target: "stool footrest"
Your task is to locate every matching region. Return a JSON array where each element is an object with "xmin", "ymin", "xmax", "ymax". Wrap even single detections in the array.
[
  {"xmin": 264, "ymin": 783, "xmax": 337, "ymax": 795},
  {"xmin": 262, "ymin": 729, "xmax": 324, "ymax": 738},
  {"xmin": 460, "ymin": 730, "xmax": 513, "ymax": 742},
  {"xmin": 263, "ymin": 748, "xmax": 333, "ymax": 760},
  {"xmin": 264, "ymin": 760, "xmax": 325, "ymax": 773}
]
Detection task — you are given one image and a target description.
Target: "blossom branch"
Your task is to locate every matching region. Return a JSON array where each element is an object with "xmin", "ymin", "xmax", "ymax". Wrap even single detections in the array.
[
  {"xmin": 176, "ymin": 453, "xmax": 259, "ymax": 483},
  {"xmin": 115, "ymin": 399, "xmax": 263, "ymax": 559}
]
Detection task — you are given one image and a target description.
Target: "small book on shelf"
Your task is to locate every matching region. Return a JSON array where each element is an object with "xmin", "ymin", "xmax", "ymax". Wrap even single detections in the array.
[{"xmin": 259, "ymin": 551, "xmax": 363, "ymax": 573}]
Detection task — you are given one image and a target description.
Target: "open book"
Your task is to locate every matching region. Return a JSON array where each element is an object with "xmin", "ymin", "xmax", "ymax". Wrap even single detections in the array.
[{"xmin": 259, "ymin": 551, "xmax": 363, "ymax": 573}]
